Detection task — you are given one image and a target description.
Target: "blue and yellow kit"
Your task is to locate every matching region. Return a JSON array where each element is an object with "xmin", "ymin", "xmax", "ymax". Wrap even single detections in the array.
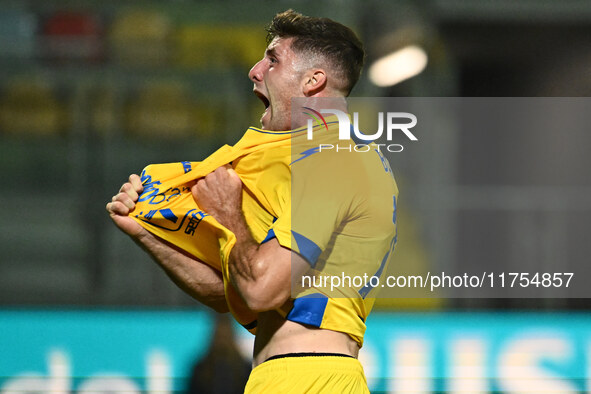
[{"xmin": 131, "ymin": 118, "xmax": 398, "ymax": 347}]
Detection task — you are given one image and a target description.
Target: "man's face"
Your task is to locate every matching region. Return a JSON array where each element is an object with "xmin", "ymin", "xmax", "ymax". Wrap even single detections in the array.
[{"xmin": 249, "ymin": 37, "xmax": 303, "ymax": 131}]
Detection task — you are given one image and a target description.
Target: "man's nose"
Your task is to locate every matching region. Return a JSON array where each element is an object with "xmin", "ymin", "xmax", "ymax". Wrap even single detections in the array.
[{"xmin": 249, "ymin": 60, "xmax": 264, "ymax": 82}]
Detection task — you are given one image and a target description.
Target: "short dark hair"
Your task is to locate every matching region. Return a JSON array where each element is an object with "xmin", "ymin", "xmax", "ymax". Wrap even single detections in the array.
[{"xmin": 266, "ymin": 9, "xmax": 365, "ymax": 95}]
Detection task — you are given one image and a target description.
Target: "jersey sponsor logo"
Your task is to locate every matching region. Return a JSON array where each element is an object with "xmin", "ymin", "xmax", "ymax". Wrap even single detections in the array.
[
  {"xmin": 135, "ymin": 208, "xmax": 208, "ymax": 233},
  {"xmin": 138, "ymin": 170, "xmax": 188, "ymax": 206}
]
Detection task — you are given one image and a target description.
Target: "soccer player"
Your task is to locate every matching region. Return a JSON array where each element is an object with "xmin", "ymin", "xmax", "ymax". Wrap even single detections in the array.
[{"xmin": 107, "ymin": 10, "xmax": 397, "ymax": 393}]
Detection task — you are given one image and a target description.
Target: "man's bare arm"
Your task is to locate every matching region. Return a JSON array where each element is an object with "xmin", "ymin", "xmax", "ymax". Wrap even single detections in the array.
[
  {"xmin": 192, "ymin": 166, "xmax": 308, "ymax": 312},
  {"xmin": 106, "ymin": 174, "xmax": 228, "ymax": 313}
]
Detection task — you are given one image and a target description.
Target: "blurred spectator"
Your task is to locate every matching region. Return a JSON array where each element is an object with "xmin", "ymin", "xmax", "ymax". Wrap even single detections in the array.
[
  {"xmin": 186, "ymin": 314, "xmax": 250, "ymax": 394},
  {"xmin": 125, "ymin": 82, "xmax": 196, "ymax": 138},
  {"xmin": 109, "ymin": 9, "xmax": 171, "ymax": 67},
  {"xmin": 0, "ymin": 9, "xmax": 36, "ymax": 60},
  {"xmin": 0, "ymin": 78, "xmax": 67, "ymax": 135},
  {"xmin": 42, "ymin": 11, "xmax": 103, "ymax": 63}
]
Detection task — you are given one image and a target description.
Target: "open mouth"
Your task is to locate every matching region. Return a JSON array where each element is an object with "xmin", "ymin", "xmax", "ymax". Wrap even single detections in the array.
[{"xmin": 254, "ymin": 90, "xmax": 270, "ymax": 109}]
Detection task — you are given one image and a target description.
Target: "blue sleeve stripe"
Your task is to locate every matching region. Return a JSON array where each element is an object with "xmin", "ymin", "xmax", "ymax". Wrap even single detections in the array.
[
  {"xmin": 261, "ymin": 217, "xmax": 278, "ymax": 244},
  {"xmin": 261, "ymin": 228, "xmax": 276, "ymax": 244},
  {"xmin": 292, "ymin": 231, "xmax": 322, "ymax": 268},
  {"xmin": 286, "ymin": 294, "xmax": 328, "ymax": 328}
]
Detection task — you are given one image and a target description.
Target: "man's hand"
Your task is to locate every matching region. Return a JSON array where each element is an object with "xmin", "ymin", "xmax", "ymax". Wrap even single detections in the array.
[
  {"xmin": 106, "ymin": 174, "xmax": 146, "ymax": 238},
  {"xmin": 106, "ymin": 173, "xmax": 229, "ymax": 312},
  {"xmin": 191, "ymin": 165, "xmax": 243, "ymax": 230},
  {"xmin": 191, "ymin": 165, "xmax": 295, "ymax": 312}
]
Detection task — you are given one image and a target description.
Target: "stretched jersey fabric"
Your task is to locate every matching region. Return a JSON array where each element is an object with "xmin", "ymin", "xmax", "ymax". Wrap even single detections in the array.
[
  {"xmin": 130, "ymin": 126, "xmax": 293, "ymax": 330},
  {"xmin": 131, "ymin": 118, "xmax": 398, "ymax": 346}
]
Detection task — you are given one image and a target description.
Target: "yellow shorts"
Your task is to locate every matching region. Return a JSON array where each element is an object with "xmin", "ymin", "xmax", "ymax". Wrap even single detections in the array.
[{"xmin": 244, "ymin": 353, "xmax": 370, "ymax": 394}]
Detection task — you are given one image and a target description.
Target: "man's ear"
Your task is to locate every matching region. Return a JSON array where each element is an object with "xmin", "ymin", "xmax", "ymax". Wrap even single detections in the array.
[{"xmin": 302, "ymin": 69, "xmax": 327, "ymax": 96}]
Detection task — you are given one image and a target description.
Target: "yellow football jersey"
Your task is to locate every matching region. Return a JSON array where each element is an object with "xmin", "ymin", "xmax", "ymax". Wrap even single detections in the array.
[
  {"xmin": 130, "ymin": 126, "xmax": 293, "ymax": 330},
  {"xmin": 273, "ymin": 122, "xmax": 399, "ymax": 346},
  {"xmin": 131, "ymin": 118, "xmax": 398, "ymax": 346}
]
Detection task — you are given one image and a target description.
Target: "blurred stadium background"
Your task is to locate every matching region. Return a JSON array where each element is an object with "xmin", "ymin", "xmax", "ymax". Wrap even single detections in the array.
[{"xmin": 1, "ymin": 0, "xmax": 590, "ymax": 393}]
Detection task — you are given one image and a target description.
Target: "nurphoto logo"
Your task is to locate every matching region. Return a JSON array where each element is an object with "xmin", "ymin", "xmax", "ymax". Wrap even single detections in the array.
[{"xmin": 303, "ymin": 108, "xmax": 418, "ymax": 153}]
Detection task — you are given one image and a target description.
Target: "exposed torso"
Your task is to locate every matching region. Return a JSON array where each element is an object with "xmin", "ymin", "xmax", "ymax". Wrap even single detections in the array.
[{"xmin": 252, "ymin": 309, "xmax": 359, "ymax": 367}]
